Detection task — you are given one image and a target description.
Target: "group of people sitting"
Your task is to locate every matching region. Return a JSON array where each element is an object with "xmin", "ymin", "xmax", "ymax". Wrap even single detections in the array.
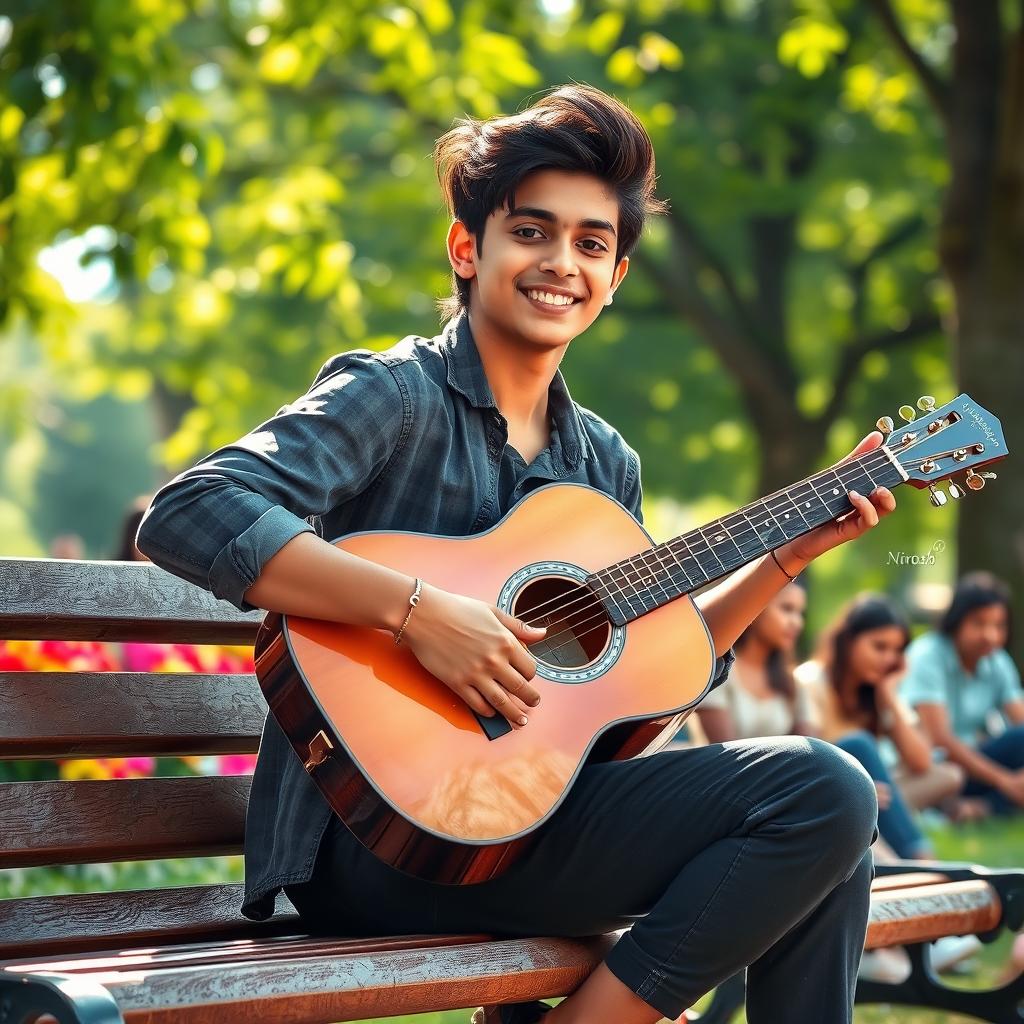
[
  {"xmin": 685, "ymin": 570, "xmax": 1024, "ymax": 982},
  {"xmin": 692, "ymin": 571, "xmax": 1022, "ymax": 847}
]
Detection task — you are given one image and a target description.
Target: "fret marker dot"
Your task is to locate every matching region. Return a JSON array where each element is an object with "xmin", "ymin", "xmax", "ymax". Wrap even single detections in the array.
[
  {"xmin": 832, "ymin": 488, "xmax": 839, "ymax": 495},
  {"xmin": 805, "ymin": 502, "xmax": 811, "ymax": 508},
  {"xmin": 784, "ymin": 513, "xmax": 790, "ymax": 519}
]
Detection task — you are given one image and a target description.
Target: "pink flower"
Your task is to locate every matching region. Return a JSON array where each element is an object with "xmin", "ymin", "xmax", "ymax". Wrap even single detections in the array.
[
  {"xmin": 217, "ymin": 754, "xmax": 258, "ymax": 775},
  {"xmin": 106, "ymin": 757, "xmax": 156, "ymax": 779}
]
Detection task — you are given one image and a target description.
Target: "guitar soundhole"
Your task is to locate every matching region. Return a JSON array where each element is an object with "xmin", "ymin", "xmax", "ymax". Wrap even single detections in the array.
[{"xmin": 511, "ymin": 575, "xmax": 611, "ymax": 672}]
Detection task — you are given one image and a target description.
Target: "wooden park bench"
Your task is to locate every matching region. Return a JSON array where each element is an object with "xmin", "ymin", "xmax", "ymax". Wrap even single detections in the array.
[{"xmin": 1, "ymin": 556, "xmax": 1023, "ymax": 1024}]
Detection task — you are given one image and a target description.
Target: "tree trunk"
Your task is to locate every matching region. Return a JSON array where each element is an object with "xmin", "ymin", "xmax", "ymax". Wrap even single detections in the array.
[{"xmin": 942, "ymin": 3, "xmax": 1024, "ymax": 663}]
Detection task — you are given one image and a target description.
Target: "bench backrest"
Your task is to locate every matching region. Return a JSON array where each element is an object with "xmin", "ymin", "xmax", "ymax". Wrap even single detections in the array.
[{"xmin": 0, "ymin": 557, "xmax": 284, "ymax": 957}]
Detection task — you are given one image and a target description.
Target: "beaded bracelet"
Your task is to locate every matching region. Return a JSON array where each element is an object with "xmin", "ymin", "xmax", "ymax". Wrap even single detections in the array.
[{"xmin": 394, "ymin": 577, "xmax": 423, "ymax": 645}]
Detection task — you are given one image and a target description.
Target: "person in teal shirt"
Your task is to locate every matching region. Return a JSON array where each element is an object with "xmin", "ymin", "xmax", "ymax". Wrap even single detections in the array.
[{"xmin": 901, "ymin": 572, "xmax": 1024, "ymax": 814}]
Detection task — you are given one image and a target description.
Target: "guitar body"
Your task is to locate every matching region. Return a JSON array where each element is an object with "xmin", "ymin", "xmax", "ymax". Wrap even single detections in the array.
[{"xmin": 255, "ymin": 482, "xmax": 717, "ymax": 884}]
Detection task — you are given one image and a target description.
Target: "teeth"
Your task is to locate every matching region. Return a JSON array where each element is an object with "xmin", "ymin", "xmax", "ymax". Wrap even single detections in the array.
[{"xmin": 526, "ymin": 289, "xmax": 574, "ymax": 306}]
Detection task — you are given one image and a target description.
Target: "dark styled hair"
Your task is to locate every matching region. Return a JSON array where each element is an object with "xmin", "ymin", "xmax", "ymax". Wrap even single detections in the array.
[
  {"xmin": 433, "ymin": 83, "xmax": 668, "ymax": 319},
  {"xmin": 818, "ymin": 593, "xmax": 910, "ymax": 735},
  {"xmin": 940, "ymin": 571, "xmax": 1013, "ymax": 645},
  {"xmin": 735, "ymin": 577, "xmax": 805, "ymax": 706}
]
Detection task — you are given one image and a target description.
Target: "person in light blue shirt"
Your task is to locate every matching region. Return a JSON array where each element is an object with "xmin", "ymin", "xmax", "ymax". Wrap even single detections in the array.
[{"xmin": 901, "ymin": 572, "xmax": 1024, "ymax": 814}]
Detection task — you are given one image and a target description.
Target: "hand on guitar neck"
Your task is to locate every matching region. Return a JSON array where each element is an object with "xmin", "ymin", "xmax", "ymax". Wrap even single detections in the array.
[{"xmin": 776, "ymin": 429, "xmax": 897, "ymax": 568}]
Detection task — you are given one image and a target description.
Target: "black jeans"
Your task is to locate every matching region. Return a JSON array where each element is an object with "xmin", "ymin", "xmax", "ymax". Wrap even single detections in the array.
[
  {"xmin": 286, "ymin": 736, "xmax": 878, "ymax": 1022},
  {"xmin": 963, "ymin": 723, "xmax": 1024, "ymax": 814}
]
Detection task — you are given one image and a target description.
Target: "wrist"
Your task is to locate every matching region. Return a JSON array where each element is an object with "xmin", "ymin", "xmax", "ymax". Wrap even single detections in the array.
[
  {"xmin": 876, "ymin": 681, "xmax": 900, "ymax": 706},
  {"xmin": 385, "ymin": 575, "xmax": 420, "ymax": 635},
  {"xmin": 996, "ymin": 771, "xmax": 1016, "ymax": 794},
  {"xmin": 773, "ymin": 543, "xmax": 809, "ymax": 579}
]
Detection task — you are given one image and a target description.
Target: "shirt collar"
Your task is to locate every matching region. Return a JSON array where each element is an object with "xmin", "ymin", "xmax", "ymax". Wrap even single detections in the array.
[{"xmin": 442, "ymin": 311, "xmax": 594, "ymax": 469}]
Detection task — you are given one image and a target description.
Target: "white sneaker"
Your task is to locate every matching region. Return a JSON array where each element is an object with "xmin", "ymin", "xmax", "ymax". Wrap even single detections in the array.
[
  {"xmin": 858, "ymin": 947, "xmax": 912, "ymax": 984},
  {"xmin": 930, "ymin": 934, "xmax": 983, "ymax": 973}
]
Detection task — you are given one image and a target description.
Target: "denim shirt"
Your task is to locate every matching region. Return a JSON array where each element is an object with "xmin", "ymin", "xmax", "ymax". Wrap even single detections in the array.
[{"xmin": 137, "ymin": 310, "xmax": 733, "ymax": 920}]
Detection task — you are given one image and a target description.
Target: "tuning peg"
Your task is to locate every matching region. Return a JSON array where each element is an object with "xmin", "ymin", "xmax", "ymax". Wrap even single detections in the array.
[
  {"xmin": 876, "ymin": 416, "xmax": 894, "ymax": 436},
  {"xmin": 965, "ymin": 470, "xmax": 986, "ymax": 491},
  {"xmin": 980, "ymin": 471, "xmax": 997, "ymax": 480},
  {"xmin": 917, "ymin": 395, "xmax": 936, "ymax": 413},
  {"xmin": 948, "ymin": 482, "xmax": 965, "ymax": 499},
  {"xmin": 899, "ymin": 405, "xmax": 917, "ymax": 422},
  {"xmin": 928, "ymin": 484, "xmax": 947, "ymax": 507}
]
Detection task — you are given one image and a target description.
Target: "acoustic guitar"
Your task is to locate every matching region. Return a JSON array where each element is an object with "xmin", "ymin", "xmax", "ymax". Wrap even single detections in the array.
[{"xmin": 254, "ymin": 393, "xmax": 1007, "ymax": 884}]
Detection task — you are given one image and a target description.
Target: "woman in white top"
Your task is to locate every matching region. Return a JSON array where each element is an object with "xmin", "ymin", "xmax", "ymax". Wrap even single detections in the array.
[
  {"xmin": 795, "ymin": 594, "xmax": 963, "ymax": 859},
  {"xmin": 696, "ymin": 580, "xmax": 815, "ymax": 743}
]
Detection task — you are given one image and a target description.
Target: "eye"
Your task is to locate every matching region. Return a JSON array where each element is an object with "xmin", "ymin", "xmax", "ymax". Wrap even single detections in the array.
[
  {"xmin": 513, "ymin": 226, "xmax": 544, "ymax": 239},
  {"xmin": 579, "ymin": 239, "xmax": 608, "ymax": 253}
]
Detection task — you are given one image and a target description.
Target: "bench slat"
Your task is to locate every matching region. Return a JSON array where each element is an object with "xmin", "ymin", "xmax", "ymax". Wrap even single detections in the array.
[
  {"xmin": 0, "ymin": 777, "xmax": 249, "ymax": 867},
  {"xmin": 865, "ymin": 879, "xmax": 1001, "ymax": 949},
  {"xmin": 0, "ymin": 885, "xmax": 297, "ymax": 960},
  {"xmin": 0, "ymin": 673, "xmax": 266, "ymax": 759},
  {"xmin": 3, "ymin": 932, "xmax": 492, "ymax": 973},
  {"xmin": 0, "ymin": 880, "xmax": 1005, "ymax": 1023},
  {"xmin": 8, "ymin": 934, "xmax": 618, "ymax": 1024},
  {"xmin": 0, "ymin": 559, "xmax": 262, "ymax": 643}
]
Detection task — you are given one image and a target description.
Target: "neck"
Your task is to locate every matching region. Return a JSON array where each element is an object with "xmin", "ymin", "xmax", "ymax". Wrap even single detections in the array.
[
  {"xmin": 466, "ymin": 306, "xmax": 565, "ymax": 425},
  {"xmin": 737, "ymin": 634, "xmax": 772, "ymax": 668},
  {"xmin": 957, "ymin": 647, "xmax": 980, "ymax": 674},
  {"xmin": 588, "ymin": 446, "xmax": 907, "ymax": 627}
]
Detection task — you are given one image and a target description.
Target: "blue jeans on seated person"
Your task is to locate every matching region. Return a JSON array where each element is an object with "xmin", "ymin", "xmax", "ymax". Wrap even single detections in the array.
[
  {"xmin": 835, "ymin": 730, "xmax": 930, "ymax": 859},
  {"xmin": 963, "ymin": 723, "xmax": 1024, "ymax": 814}
]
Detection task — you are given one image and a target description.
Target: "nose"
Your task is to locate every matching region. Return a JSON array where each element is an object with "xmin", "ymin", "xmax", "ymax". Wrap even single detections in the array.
[{"xmin": 538, "ymin": 237, "xmax": 579, "ymax": 279}]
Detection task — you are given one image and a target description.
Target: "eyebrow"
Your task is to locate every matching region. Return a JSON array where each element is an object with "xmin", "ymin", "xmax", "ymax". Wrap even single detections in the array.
[{"xmin": 506, "ymin": 206, "xmax": 617, "ymax": 237}]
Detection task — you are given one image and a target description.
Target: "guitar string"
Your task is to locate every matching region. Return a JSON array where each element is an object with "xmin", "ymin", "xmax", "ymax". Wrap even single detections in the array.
[
  {"xmin": 521, "ymin": 435, "xmax": 957, "ymax": 661},
  {"xmin": 512, "ymin": 447, "xmax": 899, "ymax": 634},
  {"xmin": 518, "ymin": 450, "xmax": 898, "ymax": 642},
  {"xmin": 515, "ymin": 466, "xmax": 897, "ymax": 663},
  {"xmin": 533, "ymin": 432, "xmax": 981, "ymax": 661},
  {"xmin": 518, "ymin": 422, "xmax": 965, "ymax": 633}
]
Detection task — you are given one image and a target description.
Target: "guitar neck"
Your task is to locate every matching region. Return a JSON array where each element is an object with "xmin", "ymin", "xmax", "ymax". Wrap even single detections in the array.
[{"xmin": 588, "ymin": 446, "xmax": 907, "ymax": 626}]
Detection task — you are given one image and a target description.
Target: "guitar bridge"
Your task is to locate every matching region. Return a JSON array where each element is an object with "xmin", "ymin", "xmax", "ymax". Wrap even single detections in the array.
[{"xmin": 303, "ymin": 729, "xmax": 334, "ymax": 772}]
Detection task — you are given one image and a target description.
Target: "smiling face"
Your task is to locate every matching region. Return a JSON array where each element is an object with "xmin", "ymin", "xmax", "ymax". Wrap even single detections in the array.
[{"xmin": 446, "ymin": 168, "xmax": 630, "ymax": 350}]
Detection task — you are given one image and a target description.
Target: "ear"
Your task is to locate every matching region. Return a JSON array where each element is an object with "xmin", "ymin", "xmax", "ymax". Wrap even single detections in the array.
[
  {"xmin": 605, "ymin": 256, "xmax": 629, "ymax": 304},
  {"xmin": 446, "ymin": 220, "xmax": 478, "ymax": 282}
]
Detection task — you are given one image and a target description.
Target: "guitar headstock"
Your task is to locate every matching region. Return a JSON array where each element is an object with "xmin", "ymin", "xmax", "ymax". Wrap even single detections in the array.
[{"xmin": 878, "ymin": 394, "xmax": 1008, "ymax": 506}]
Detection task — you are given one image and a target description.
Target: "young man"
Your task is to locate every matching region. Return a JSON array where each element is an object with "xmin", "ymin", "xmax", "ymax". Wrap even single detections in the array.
[{"xmin": 138, "ymin": 84, "xmax": 896, "ymax": 1024}]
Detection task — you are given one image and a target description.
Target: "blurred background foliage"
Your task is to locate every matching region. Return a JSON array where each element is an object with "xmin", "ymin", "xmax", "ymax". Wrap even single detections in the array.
[{"xmin": 1, "ymin": 0, "xmax": 1021, "ymax": 650}]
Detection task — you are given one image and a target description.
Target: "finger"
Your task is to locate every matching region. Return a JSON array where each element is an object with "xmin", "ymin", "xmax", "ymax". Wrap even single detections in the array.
[
  {"xmin": 848, "ymin": 489, "xmax": 878, "ymax": 530},
  {"xmin": 870, "ymin": 486, "xmax": 897, "ymax": 515},
  {"xmin": 461, "ymin": 685, "xmax": 496, "ymax": 718},
  {"xmin": 507, "ymin": 646, "xmax": 542, "ymax": 705},
  {"xmin": 829, "ymin": 430, "xmax": 883, "ymax": 470},
  {"xmin": 493, "ymin": 665, "xmax": 538, "ymax": 714},
  {"xmin": 493, "ymin": 607, "xmax": 547, "ymax": 644},
  {"xmin": 480, "ymin": 679, "xmax": 530, "ymax": 727},
  {"xmin": 497, "ymin": 659, "xmax": 544, "ymax": 708}
]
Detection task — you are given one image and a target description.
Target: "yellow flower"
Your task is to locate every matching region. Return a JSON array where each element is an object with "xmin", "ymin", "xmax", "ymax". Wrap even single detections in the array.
[{"xmin": 60, "ymin": 759, "xmax": 114, "ymax": 782}]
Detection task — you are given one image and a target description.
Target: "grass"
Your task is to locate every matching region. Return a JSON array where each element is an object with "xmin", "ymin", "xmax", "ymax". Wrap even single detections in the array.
[{"xmin": 3, "ymin": 818, "xmax": 1021, "ymax": 1023}]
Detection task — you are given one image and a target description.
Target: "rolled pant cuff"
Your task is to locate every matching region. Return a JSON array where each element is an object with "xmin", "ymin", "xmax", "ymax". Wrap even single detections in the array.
[{"xmin": 604, "ymin": 931, "xmax": 691, "ymax": 1021}]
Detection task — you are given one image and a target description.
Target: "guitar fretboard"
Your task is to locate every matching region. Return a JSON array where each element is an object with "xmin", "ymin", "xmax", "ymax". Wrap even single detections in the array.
[{"xmin": 588, "ymin": 449, "xmax": 906, "ymax": 626}]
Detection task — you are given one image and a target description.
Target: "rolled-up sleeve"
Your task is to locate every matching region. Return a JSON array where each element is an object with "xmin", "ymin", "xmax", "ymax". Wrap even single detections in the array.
[{"xmin": 136, "ymin": 350, "xmax": 409, "ymax": 611}]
